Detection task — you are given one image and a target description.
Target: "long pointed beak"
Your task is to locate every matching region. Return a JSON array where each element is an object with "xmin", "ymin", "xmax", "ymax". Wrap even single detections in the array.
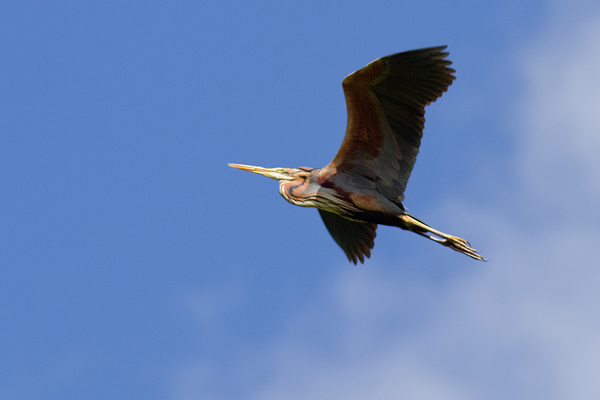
[{"xmin": 228, "ymin": 163, "xmax": 294, "ymax": 181}]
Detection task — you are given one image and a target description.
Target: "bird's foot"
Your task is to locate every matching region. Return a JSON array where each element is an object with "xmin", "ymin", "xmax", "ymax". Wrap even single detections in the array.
[{"xmin": 441, "ymin": 234, "xmax": 486, "ymax": 261}]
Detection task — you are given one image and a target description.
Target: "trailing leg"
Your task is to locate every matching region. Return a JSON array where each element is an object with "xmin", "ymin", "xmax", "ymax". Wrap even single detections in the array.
[{"xmin": 398, "ymin": 214, "xmax": 486, "ymax": 261}]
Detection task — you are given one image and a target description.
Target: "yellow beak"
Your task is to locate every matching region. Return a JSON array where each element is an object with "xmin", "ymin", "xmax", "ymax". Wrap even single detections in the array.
[{"xmin": 228, "ymin": 163, "xmax": 294, "ymax": 181}]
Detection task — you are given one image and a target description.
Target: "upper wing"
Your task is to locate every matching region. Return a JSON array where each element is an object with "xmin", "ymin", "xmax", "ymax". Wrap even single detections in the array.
[
  {"xmin": 318, "ymin": 209, "xmax": 377, "ymax": 264},
  {"xmin": 328, "ymin": 46, "xmax": 455, "ymax": 204}
]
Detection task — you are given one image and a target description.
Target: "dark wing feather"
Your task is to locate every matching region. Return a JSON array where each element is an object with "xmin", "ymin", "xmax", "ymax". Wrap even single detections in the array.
[
  {"xmin": 328, "ymin": 46, "xmax": 455, "ymax": 204},
  {"xmin": 318, "ymin": 209, "xmax": 377, "ymax": 264}
]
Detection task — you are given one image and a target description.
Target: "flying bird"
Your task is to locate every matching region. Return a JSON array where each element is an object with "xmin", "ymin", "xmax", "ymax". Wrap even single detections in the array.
[{"xmin": 230, "ymin": 46, "xmax": 485, "ymax": 263}]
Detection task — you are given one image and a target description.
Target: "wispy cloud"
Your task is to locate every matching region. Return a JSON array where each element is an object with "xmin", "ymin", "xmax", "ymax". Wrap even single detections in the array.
[{"xmin": 518, "ymin": 15, "xmax": 600, "ymax": 206}]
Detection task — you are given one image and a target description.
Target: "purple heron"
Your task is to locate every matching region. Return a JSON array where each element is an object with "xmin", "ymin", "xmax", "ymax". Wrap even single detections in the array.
[{"xmin": 230, "ymin": 46, "xmax": 485, "ymax": 263}]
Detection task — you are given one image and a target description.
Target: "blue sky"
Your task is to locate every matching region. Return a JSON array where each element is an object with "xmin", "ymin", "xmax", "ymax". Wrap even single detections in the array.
[{"xmin": 2, "ymin": 0, "xmax": 600, "ymax": 399}]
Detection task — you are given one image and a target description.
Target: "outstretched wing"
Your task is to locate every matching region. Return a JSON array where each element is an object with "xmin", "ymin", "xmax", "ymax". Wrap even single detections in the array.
[
  {"xmin": 328, "ymin": 46, "xmax": 455, "ymax": 204},
  {"xmin": 318, "ymin": 209, "xmax": 377, "ymax": 264}
]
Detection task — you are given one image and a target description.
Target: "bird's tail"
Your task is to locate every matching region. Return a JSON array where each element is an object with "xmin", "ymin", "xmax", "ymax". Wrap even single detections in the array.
[{"xmin": 398, "ymin": 214, "xmax": 486, "ymax": 261}]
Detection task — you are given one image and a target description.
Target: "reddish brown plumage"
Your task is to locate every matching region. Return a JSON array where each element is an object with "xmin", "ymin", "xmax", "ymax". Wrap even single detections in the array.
[
  {"xmin": 332, "ymin": 58, "xmax": 388, "ymax": 169},
  {"xmin": 327, "ymin": 46, "xmax": 455, "ymax": 206}
]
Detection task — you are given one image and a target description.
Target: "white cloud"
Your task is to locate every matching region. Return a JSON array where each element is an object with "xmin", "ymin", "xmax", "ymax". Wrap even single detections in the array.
[{"xmin": 517, "ymin": 13, "xmax": 600, "ymax": 205}]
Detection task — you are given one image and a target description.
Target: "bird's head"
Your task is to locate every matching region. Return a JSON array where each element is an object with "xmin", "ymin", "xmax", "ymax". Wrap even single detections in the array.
[
  {"xmin": 229, "ymin": 163, "xmax": 318, "ymax": 207},
  {"xmin": 228, "ymin": 163, "xmax": 306, "ymax": 181}
]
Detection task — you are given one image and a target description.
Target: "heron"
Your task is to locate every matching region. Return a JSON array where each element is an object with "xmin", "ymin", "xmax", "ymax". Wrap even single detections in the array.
[{"xmin": 230, "ymin": 46, "xmax": 485, "ymax": 263}]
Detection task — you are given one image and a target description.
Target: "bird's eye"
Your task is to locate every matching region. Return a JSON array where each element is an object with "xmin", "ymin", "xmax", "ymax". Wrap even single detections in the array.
[{"xmin": 277, "ymin": 168, "xmax": 287, "ymax": 173}]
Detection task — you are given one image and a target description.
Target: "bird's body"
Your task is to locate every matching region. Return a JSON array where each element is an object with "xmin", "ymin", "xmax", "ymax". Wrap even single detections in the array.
[{"xmin": 230, "ymin": 46, "xmax": 485, "ymax": 263}]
